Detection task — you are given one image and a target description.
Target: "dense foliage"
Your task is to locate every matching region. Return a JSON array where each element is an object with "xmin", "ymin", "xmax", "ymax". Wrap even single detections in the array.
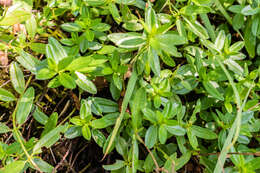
[{"xmin": 0, "ymin": 0, "xmax": 260, "ymax": 172}]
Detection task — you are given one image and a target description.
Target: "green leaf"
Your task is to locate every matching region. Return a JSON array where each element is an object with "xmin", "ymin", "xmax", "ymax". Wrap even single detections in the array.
[
  {"xmin": 58, "ymin": 73, "xmax": 76, "ymax": 89},
  {"xmin": 108, "ymin": 3, "xmax": 122, "ymax": 24},
  {"xmin": 64, "ymin": 126, "xmax": 82, "ymax": 139},
  {"xmin": 183, "ymin": 18, "xmax": 209, "ymax": 40},
  {"xmin": 145, "ymin": 2, "xmax": 158, "ymax": 32},
  {"xmin": 36, "ymin": 68, "xmax": 56, "ymax": 80},
  {"xmin": 61, "ymin": 23, "xmax": 82, "ymax": 32},
  {"xmin": 25, "ymin": 15, "xmax": 37, "ymax": 39},
  {"xmin": 80, "ymin": 99, "xmax": 92, "ymax": 120},
  {"xmin": 91, "ymin": 97, "xmax": 118, "ymax": 114},
  {"xmin": 175, "ymin": 151, "xmax": 192, "ymax": 171},
  {"xmin": 142, "ymin": 108, "xmax": 157, "ymax": 123},
  {"xmin": 91, "ymin": 113, "xmax": 118, "ymax": 129},
  {"xmin": 33, "ymin": 106, "xmax": 49, "ymax": 125},
  {"xmin": 91, "ymin": 23, "xmax": 111, "ymax": 32},
  {"xmin": 241, "ymin": 5, "xmax": 260, "ymax": 15},
  {"xmin": 180, "ymin": 5, "xmax": 211, "ymax": 16},
  {"xmin": 214, "ymin": 30, "xmax": 225, "ymax": 50},
  {"xmin": 160, "ymin": 53, "xmax": 176, "ymax": 67},
  {"xmin": 66, "ymin": 55, "xmax": 107, "ymax": 72},
  {"xmin": 85, "ymin": 0, "xmax": 106, "ymax": 6},
  {"xmin": 165, "ymin": 125, "xmax": 186, "ymax": 136},
  {"xmin": 132, "ymin": 136, "xmax": 139, "ymax": 173},
  {"xmin": 112, "ymin": 73, "xmax": 123, "ymax": 90},
  {"xmin": 229, "ymin": 41, "xmax": 244, "ymax": 52},
  {"xmin": 159, "ymin": 125, "xmax": 167, "ymax": 144},
  {"xmin": 224, "ymin": 59, "xmax": 244, "ymax": 76},
  {"xmin": 0, "ymin": 88, "xmax": 16, "ymax": 102},
  {"xmin": 245, "ymin": 157, "xmax": 260, "ymax": 170},
  {"xmin": 191, "ymin": 125, "xmax": 217, "ymax": 139},
  {"xmin": 0, "ymin": 4, "xmax": 31, "ymax": 26},
  {"xmin": 108, "ymin": 33, "xmax": 146, "ymax": 48},
  {"xmin": 200, "ymin": 13, "xmax": 216, "ymax": 42},
  {"xmin": 148, "ymin": 47, "xmax": 160, "ymax": 76},
  {"xmin": 187, "ymin": 128, "xmax": 198, "ymax": 149},
  {"xmin": 176, "ymin": 19, "xmax": 187, "ymax": 40},
  {"xmin": 75, "ymin": 71, "xmax": 97, "ymax": 94},
  {"xmin": 0, "ymin": 160, "xmax": 26, "ymax": 173},
  {"xmin": 33, "ymin": 125, "xmax": 65, "ymax": 154},
  {"xmin": 202, "ymin": 81, "xmax": 224, "ymax": 101},
  {"xmin": 16, "ymin": 50, "xmax": 40, "ymax": 74},
  {"xmin": 30, "ymin": 43, "xmax": 46, "ymax": 54},
  {"xmin": 0, "ymin": 122, "xmax": 11, "ymax": 134},
  {"xmin": 153, "ymin": 33, "xmax": 186, "ymax": 56},
  {"xmin": 192, "ymin": 0, "xmax": 212, "ymax": 5},
  {"xmin": 122, "ymin": 21, "xmax": 143, "ymax": 31},
  {"xmin": 145, "ymin": 125, "xmax": 158, "ymax": 149},
  {"xmin": 131, "ymin": 87, "xmax": 146, "ymax": 130},
  {"xmin": 103, "ymin": 69, "xmax": 138, "ymax": 157},
  {"xmin": 244, "ymin": 19, "xmax": 256, "ymax": 58},
  {"xmin": 41, "ymin": 112, "xmax": 58, "ymax": 137},
  {"xmin": 232, "ymin": 14, "xmax": 244, "ymax": 30},
  {"xmin": 16, "ymin": 87, "xmax": 34, "ymax": 125},
  {"xmin": 82, "ymin": 125, "xmax": 91, "ymax": 140},
  {"xmin": 103, "ymin": 160, "xmax": 125, "ymax": 171},
  {"xmin": 10, "ymin": 62, "xmax": 25, "ymax": 94},
  {"xmin": 92, "ymin": 129, "xmax": 106, "ymax": 147},
  {"xmin": 46, "ymin": 37, "xmax": 68, "ymax": 63},
  {"xmin": 33, "ymin": 158, "xmax": 54, "ymax": 173}
]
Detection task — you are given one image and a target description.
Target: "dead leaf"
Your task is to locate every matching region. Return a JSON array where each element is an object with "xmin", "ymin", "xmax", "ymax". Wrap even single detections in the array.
[
  {"xmin": 93, "ymin": 77, "xmax": 108, "ymax": 91},
  {"xmin": 0, "ymin": 51, "xmax": 8, "ymax": 67},
  {"xmin": 13, "ymin": 23, "xmax": 27, "ymax": 35},
  {"xmin": 0, "ymin": 0, "xmax": 12, "ymax": 6}
]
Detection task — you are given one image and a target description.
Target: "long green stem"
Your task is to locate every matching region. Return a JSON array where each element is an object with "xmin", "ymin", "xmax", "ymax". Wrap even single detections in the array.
[
  {"xmin": 213, "ymin": 55, "xmax": 252, "ymax": 173},
  {"xmin": 103, "ymin": 67, "xmax": 138, "ymax": 159}
]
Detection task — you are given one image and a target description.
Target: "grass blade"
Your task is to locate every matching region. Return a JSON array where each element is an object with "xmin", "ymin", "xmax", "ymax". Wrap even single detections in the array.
[{"xmin": 103, "ymin": 67, "xmax": 138, "ymax": 158}]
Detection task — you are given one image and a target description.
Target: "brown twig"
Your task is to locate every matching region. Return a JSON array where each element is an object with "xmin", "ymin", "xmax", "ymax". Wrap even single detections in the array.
[
  {"xmin": 52, "ymin": 142, "xmax": 72, "ymax": 173},
  {"xmin": 71, "ymin": 144, "xmax": 89, "ymax": 168},
  {"xmin": 136, "ymin": 134, "xmax": 160, "ymax": 173}
]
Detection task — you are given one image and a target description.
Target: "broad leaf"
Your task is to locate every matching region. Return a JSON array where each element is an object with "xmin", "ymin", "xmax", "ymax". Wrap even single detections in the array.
[
  {"xmin": 16, "ymin": 87, "xmax": 34, "ymax": 125},
  {"xmin": 191, "ymin": 125, "xmax": 217, "ymax": 139},
  {"xmin": 0, "ymin": 3, "xmax": 31, "ymax": 26},
  {"xmin": 108, "ymin": 33, "xmax": 146, "ymax": 48},
  {"xmin": 10, "ymin": 62, "xmax": 25, "ymax": 94},
  {"xmin": 46, "ymin": 37, "xmax": 68, "ymax": 63},
  {"xmin": 145, "ymin": 125, "xmax": 158, "ymax": 149},
  {"xmin": 0, "ymin": 160, "xmax": 26, "ymax": 173},
  {"xmin": 202, "ymin": 81, "xmax": 224, "ymax": 101},
  {"xmin": 33, "ymin": 125, "xmax": 65, "ymax": 154},
  {"xmin": 75, "ymin": 71, "xmax": 97, "ymax": 94},
  {"xmin": 0, "ymin": 88, "xmax": 16, "ymax": 102}
]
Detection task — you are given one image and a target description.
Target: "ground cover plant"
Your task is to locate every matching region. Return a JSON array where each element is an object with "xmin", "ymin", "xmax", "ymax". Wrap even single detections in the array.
[{"xmin": 0, "ymin": 0, "xmax": 260, "ymax": 172}]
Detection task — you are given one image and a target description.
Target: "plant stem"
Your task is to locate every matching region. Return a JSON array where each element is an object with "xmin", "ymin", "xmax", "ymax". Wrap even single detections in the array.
[{"xmin": 214, "ymin": 55, "xmax": 252, "ymax": 173}]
